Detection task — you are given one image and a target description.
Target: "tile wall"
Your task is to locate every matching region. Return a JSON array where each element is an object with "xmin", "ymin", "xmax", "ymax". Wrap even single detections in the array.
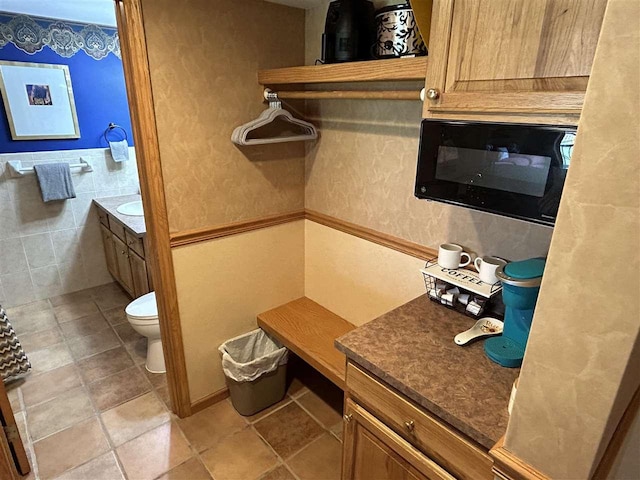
[{"xmin": 0, "ymin": 147, "xmax": 139, "ymax": 307}]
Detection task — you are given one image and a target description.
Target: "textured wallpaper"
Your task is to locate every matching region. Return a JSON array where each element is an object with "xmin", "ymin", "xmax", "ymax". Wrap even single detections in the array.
[
  {"xmin": 505, "ymin": 0, "xmax": 640, "ymax": 477},
  {"xmin": 142, "ymin": 0, "xmax": 306, "ymax": 233},
  {"xmin": 303, "ymin": 2, "xmax": 553, "ymax": 261}
]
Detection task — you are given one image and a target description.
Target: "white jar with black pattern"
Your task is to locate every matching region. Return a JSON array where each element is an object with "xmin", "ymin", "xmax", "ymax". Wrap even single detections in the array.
[{"xmin": 374, "ymin": 3, "xmax": 427, "ymax": 58}]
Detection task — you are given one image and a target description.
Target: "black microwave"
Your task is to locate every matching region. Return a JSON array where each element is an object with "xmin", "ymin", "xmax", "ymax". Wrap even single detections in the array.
[{"xmin": 414, "ymin": 120, "xmax": 576, "ymax": 226}]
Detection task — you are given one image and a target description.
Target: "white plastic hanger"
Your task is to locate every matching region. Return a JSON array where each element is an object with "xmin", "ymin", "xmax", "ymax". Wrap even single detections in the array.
[{"xmin": 232, "ymin": 90, "xmax": 318, "ymax": 146}]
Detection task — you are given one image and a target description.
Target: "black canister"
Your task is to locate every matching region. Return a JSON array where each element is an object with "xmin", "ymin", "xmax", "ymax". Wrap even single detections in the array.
[{"xmin": 322, "ymin": 0, "xmax": 375, "ymax": 63}]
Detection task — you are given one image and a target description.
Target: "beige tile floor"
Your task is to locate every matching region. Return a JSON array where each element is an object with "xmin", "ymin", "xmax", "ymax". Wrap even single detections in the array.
[{"xmin": 4, "ymin": 284, "xmax": 344, "ymax": 480}]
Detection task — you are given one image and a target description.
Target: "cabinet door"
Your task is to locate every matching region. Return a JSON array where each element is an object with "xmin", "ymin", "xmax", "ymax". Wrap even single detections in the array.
[
  {"xmin": 112, "ymin": 235, "xmax": 134, "ymax": 295},
  {"xmin": 424, "ymin": 0, "xmax": 607, "ymax": 122},
  {"xmin": 100, "ymin": 225, "xmax": 119, "ymax": 278},
  {"xmin": 343, "ymin": 399, "xmax": 454, "ymax": 480},
  {"xmin": 129, "ymin": 250, "xmax": 150, "ymax": 298}
]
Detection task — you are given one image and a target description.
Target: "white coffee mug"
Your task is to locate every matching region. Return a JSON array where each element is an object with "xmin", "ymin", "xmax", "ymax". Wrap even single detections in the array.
[
  {"xmin": 474, "ymin": 256, "xmax": 507, "ymax": 284},
  {"xmin": 438, "ymin": 243, "xmax": 471, "ymax": 269}
]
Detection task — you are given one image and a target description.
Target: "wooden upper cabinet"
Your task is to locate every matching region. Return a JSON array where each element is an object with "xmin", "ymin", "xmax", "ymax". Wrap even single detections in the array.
[{"xmin": 424, "ymin": 0, "xmax": 607, "ymax": 123}]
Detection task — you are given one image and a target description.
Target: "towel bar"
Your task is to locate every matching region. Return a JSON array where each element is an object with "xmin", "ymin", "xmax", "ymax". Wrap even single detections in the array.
[{"xmin": 7, "ymin": 159, "xmax": 93, "ymax": 179}]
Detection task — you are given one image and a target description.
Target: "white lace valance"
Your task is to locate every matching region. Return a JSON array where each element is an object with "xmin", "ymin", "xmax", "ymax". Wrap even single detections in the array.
[{"xmin": 0, "ymin": 14, "xmax": 120, "ymax": 60}]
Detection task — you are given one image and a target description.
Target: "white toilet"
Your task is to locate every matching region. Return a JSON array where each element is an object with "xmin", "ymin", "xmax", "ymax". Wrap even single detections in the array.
[{"xmin": 125, "ymin": 291, "xmax": 165, "ymax": 373}]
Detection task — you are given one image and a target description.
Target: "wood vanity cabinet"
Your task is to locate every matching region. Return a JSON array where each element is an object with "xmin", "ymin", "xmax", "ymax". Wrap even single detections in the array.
[
  {"xmin": 128, "ymin": 250, "xmax": 149, "ymax": 298},
  {"xmin": 424, "ymin": 0, "xmax": 607, "ymax": 123},
  {"xmin": 100, "ymin": 225, "xmax": 119, "ymax": 279},
  {"xmin": 98, "ymin": 210, "xmax": 152, "ymax": 299},
  {"xmin": 342, "ymin": 362, "xmax": 494, "ymax": 480}
]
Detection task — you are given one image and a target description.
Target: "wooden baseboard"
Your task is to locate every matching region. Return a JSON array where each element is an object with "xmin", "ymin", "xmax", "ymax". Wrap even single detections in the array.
[
  {"xmin": 305, "ymin": 209, "xmax": 438, "ymax": 261},
  {"xmin": 490, "ymin": 436, "xmax": 550, "ymax": 480},
  {"xmin": 191, "ymin": 387, "xmax": 230, "ymax": 414},
  {"xmin": 170, "ymin": 210, "xmax": 305, "ymax": 247}
]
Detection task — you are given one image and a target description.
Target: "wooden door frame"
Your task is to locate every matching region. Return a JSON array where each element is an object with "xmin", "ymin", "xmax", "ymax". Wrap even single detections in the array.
[
  {"xmin": 114, "ymin": 0, "xmax": 192, "ymax": 417},
  {"xmin": 0, "ymin": 381, "xmax": 28, "ymax": 479}
]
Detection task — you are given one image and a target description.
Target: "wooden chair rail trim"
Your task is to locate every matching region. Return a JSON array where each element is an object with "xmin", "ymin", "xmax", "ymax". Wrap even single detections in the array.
[
  {"xmin": 305, "ymin": 209, "xmax": 438, "ymax": 261},
  {"xmin": 169, "ymin": 210, "xmax": 305, "ymax": 247},
  {"xmin": 489, "ymin": 436, "xmax": 550, "ymax": 480},
  {"xmin": 168, "ymin": 209, "xmax": 439, "ymax": 263}
]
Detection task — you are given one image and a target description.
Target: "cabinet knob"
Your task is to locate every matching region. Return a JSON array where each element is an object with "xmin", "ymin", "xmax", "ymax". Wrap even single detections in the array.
[
  {"xmin": 426, "ymin": 88, "xmax": 440, "ymax": 100},
  {"xmin": 343, "ymin": 414, "xmax": 353, "ymax": 423},
  {"xmin": 121, "ymin": 250, "xmax": 127, "ymax": 255},
  {"xmin": 404, "ymin": 420, "xmax": 415, "ymax": 433}
]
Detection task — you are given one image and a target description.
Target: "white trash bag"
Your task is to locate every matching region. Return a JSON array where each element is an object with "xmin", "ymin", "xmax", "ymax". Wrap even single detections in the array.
[{"xmin": 218, "ymin": 329, "xmax": 288, "ymax": 383}]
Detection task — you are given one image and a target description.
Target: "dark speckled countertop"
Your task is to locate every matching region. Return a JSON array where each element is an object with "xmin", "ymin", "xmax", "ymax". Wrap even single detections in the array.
[
  {"xmin": 335, "ymin": 295, "xmax": 518, "ymax": 449},
  {"xmin": 93, "ymin": 195, "xmax": 146, "ymax": 237}
]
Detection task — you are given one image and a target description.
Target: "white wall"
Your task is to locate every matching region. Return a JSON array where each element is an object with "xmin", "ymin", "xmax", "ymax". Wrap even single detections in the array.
[
  {"xmin": 0, "ymin": 0, "xmax": 117, "ymax": 26},
  {"xmin": 0, "ymin": 147, "xmax": 139, "ymax": 306},
  {"xmin": 305, "ymin": 220, "xmax": 426, "ymax": 326},
  {"xmin": 172, "ymin": 221, "xmax": 305, "ymax": 402}
]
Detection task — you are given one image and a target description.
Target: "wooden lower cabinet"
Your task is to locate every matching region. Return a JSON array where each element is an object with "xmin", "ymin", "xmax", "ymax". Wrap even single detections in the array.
[
  {"xmin": 113, "ymin": 234, "xmax": 134, "ymax": 294},
  {"xmin": 100, "ymin": 225, "xmax": 119, "ymax": 278},
  {"xmin": 97, "ymin": 209, "xmax": 152, "ymax": 299},
  {"xmin": 343, "ymin": 399, "xmax": 454, "ymax": 480},
  {"xmin": 129, "ymin": 250, "xmax": 149, "ymax": 298},
  {"xmin": 343, "ymin": 362, "xmax": 494, "ymax": 480}
]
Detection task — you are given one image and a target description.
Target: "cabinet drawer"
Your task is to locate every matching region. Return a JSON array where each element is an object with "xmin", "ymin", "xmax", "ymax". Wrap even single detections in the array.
[
  {"xmin": 108, "ymin": 216, "xmax": 126, "ymax": 242},
  {"xmin": 97, "ymin": 209, "xmax": 109, "ymax": 228},
  {"xmin": 344, "ymin": 399, "xmax": 454, "ymax": 480},
  {"xmin": 346, "ymin": 363, "xmax": 493, "ymax": 480},
  {"xmin": 125, "ymin": 230, "xmax": 144, "ymax": 257}
]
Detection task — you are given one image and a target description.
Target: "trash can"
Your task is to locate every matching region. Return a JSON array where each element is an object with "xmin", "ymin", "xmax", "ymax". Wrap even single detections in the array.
[{"xmin": 219, "ymin": 329, "xmax": 288, "ymax": 416}]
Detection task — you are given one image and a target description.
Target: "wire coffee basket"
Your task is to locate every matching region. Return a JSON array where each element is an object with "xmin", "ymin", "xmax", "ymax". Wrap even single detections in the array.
[{"xmin": 421, "ymin": 257, "xmax": 502, "ymax": 318}]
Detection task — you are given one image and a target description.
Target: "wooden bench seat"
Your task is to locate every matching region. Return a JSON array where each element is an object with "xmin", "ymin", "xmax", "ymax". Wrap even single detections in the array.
[{"xmin": 257, "ymin": 297, "xmax": 356, "ymax": 390}]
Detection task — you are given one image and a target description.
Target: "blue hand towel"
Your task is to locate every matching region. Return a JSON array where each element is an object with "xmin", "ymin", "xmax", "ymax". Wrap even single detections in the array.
[
  {"xmin": 109, "ymin": 139, "xmax": 130, "ymax": 162},
  {"xmin": 33, "ymin": 163, "xmax": 76, "ymax": 203}
]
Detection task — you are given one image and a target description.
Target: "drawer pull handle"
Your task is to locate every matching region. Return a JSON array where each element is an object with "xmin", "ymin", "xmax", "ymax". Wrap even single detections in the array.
[
  {"xmin": 343, "ymin": 414, "xmax": 353, "ymax": 423},
  {"xmin": 404, "ymin": 420, "xmax": 415, "ymax": 433}
]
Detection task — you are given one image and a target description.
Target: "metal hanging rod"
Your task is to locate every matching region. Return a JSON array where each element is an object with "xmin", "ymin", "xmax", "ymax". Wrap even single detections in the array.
[
  {"xmin": 7, "ymin": 158, "xmax": 93, "ymax": 179},
  {"xmin": 264, "ymin": 88, "xmax": 426, "ymax": 101}
]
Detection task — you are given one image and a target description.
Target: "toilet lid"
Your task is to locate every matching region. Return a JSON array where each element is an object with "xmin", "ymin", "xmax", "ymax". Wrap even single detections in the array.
[{"xmin": 126, "ymin": 292, "xmax": 158, "ymax": 320}]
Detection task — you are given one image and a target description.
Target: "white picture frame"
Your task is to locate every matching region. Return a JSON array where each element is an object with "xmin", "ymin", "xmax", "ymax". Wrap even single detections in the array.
[{"xmin": 0, "ymin": 61, "xmax": 80, "ymax": 140}]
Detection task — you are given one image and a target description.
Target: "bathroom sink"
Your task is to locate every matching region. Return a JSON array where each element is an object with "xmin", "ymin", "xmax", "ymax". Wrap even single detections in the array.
[{"xmin": 117, "ymin": 200, "xmax": 144, "ymax": 216}]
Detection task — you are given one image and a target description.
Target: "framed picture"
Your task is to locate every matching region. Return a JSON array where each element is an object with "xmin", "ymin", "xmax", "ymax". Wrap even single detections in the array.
[{"xmin": 0, "ymin": 61, "xmax": 80, "ymax": 140}]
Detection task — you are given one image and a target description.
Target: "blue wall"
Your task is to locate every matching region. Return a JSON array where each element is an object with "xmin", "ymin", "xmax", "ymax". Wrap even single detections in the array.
[{"xmin": 0, "ymin": 16, "xmax": 133, "ymax": 153}]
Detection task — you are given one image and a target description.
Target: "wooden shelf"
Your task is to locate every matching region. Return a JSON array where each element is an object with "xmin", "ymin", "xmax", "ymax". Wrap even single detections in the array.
[
  {"xmin": 257, "ymin": 297, "xmax": 356, "ymax": 390},
  {"xmin": 258, "ymin": 57, "xmax": 428, "ymax": 85}
]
